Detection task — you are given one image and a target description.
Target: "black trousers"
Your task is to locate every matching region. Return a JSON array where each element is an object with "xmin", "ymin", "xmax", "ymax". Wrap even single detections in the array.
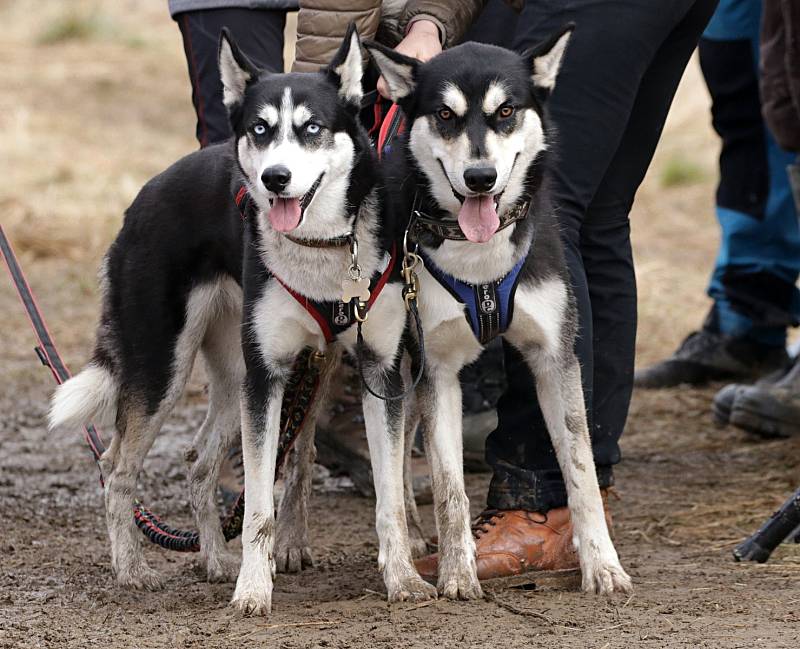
[
  {"xmin": 175, "ymin": 8, "xmax": 286, "ymax": 147},
  {"xmin": 485, "ymin": 0, "xmax": 719, "ymax": 511}
]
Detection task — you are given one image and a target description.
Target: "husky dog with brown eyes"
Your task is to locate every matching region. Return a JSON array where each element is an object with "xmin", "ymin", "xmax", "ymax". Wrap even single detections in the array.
[
  {"xmin": 365, "ymin": 29, "xmax": 632, "ymax": 599},
  {"xmin": 49, "ymin": 26, "xmax": 435, "ymax": 614}
]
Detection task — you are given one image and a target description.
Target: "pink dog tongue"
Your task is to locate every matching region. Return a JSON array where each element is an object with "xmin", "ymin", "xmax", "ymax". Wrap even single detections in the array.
[
  {"xmin": 457, "ymin": 195, "xmax": 500, "ymax": 243},
  {"xmin": 269, "ymin": 197, "xmax": 302, "ymax": 232}
]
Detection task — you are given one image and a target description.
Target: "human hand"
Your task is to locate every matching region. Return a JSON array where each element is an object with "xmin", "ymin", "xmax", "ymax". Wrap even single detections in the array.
[{"xmin": 377, "ymin": 19, "xmax": 442, "ymax": 99}]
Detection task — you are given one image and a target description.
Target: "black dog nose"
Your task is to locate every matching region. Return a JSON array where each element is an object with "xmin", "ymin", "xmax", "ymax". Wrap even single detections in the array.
[
  {"xmin": 463, "ymin": 166, "xmax": 497, "ymax": 193},
  {"xmin": 261, "ymin": 165, "xmax": 292, "ymax": 193}
]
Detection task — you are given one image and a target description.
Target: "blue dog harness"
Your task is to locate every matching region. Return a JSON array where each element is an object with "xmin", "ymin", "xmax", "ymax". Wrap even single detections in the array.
[
  {"xmin": 419, "ymin": 250, "xmax": 526, "ymax": 345},
  {"xmin": 408, "ymin": 191, "xmax": 532, "ymax": 345}
]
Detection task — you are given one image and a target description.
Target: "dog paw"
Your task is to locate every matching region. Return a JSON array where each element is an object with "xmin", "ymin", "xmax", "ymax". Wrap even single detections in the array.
[
  {"xmin": 438, "ymin": 565, "xmax": 483, "ymax": 600},
  {"xmin": 386, "ymin": 574, "xmax": 438, "ymax": 603},
  {"xmin": 581, "ymin": 560, "xmax": 632, "ymax": 595},
  {"xmin": 231, "ymin": 588, "xmax": 272, "ymax": 616},
  {"xmin": 204, "ymin": 551, "xmax": 240, "ymax": 583},
  {"xmin": 115, "ymin": 562, "xmax": 165, "ymax": 591},
  {"xmin": 274, "ymin": 545, "xmax": 314, "ymax": 574}
]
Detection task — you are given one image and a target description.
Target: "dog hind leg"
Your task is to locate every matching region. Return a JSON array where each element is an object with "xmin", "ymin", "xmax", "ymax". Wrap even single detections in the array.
[
  {"xmin": 103, "ymin": 281, "xmax": 221, "ymax": 589},
  {"xmin": 102, "ymin": 400, "xmax": 168, "ymax": 590},
  {"xmin": 187, "ymin": 280, "xmax": 245, "ymax": 582}
]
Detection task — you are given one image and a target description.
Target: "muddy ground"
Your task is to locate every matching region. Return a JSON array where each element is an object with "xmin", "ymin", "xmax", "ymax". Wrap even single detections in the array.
[{"xmin": 2, "ymin": 2, "xmax": 799, "ymax": 648}]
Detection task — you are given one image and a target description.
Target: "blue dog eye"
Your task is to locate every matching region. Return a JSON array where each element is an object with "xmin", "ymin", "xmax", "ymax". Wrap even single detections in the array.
[
  {"xmin": 306, "ymin": 123, "xmax": 320, "ymax": 135},
  {"xmin": 253, "ymin": 124, "xmax": 266, "ymax": 136}
]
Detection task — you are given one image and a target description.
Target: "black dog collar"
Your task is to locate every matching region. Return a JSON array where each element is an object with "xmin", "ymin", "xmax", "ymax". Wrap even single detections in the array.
[
  {"xmin": 412, "ymin": 193, "xmax": 530, "ymax": 242},
  {"xmin": 283, "ymin": 232, "xmax": 353, "ymax": 249}
]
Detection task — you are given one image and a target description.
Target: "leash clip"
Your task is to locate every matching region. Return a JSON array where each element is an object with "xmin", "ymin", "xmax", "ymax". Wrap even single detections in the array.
[
  {"xmin": 353, "ymin": 299, "xmax": 369, "ymax": 323},
  {"xmin": 342, "ymin": 235, "xmax": 371, "ymax": 305},
  {"xmin": 401, "ymin": 250, "xmax": 421, "ymax": 313}
]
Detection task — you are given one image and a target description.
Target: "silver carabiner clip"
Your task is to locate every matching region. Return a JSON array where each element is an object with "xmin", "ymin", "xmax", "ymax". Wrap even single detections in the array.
[
  {"xmin": 348, "ymin": 235, "xmax": 362, "ymax": 280},
  {"xmin": 404, "ymin": 213, "xmax": 421, "ymax": 259}
]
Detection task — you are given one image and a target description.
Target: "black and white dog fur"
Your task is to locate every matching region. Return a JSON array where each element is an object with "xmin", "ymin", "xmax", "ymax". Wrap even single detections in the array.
[
  {"xmin": 48, "ymin": 28, "xmax": 432, "ymax": 610},
  {"xmin": 365, "ymin": 29, "xmax": 633, "ymax": 598},
  {"xmin": 223, "ymin": 28, "xmax": 437, "ymax": 614}
]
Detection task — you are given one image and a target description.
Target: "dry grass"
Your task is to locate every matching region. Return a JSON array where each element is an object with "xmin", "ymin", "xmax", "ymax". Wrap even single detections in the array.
[
  {"xmin": 0, "ymin": 2, "xmax": 725, "ymax": 373},
  {"xmin": 660, "ymin": 154, "xmax": 708, "ymax": 188}
]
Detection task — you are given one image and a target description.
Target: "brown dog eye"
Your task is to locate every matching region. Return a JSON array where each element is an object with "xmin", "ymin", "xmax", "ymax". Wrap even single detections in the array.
[
  {"xmin": 499, "ymin": 105, "xmax": 514, "ymax": 118},
  {"xmin": 438, "ymin": 108, "xmax": 453, "ymax": 121}
]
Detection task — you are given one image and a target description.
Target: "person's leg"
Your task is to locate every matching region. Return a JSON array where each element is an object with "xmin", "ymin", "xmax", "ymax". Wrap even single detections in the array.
[
  {"xmin": 464, "ymin": 0, "xmax": 520, "ymax": 46},
  {"xmin": 703, "ymin": 0, "xmax": 800, "ymax": 344},
  {"xmin": 486, "ymin": 0, "xmax": 718, "ymax": 512},
  {"xmin": 635, "ymin": 0, "xmax": 800, "ymax": 389},
  {"xmin": 582, "ymin": 0, "xmax": 722, "ymax": 472},
  {"xmin": 176, "ymin": 8, "xmax": 286, "ymax": 146}
]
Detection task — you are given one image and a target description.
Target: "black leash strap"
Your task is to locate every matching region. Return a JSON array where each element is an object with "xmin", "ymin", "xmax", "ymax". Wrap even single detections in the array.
[
  {"xmin": 355, "ymin": 297, "xmax": 425, "ymax": 402},
  {"xmin": 354, "ymin": 226, "xmax": 426, "ymax": 402},
  {"xmin": 0, "ymin": 224, "xmax": 106, "ymax": 469}
]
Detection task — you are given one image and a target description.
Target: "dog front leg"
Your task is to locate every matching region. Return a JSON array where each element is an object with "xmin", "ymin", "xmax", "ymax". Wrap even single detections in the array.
[
  {"xmin": 231, "ymin": 366, "xmax": 287, "ymax": 616},
  {"xmin": 419, "ymin": 367, "xmax": 482, "ymax": 600},
  {"xmin": 531, "ymin": 352, "xmax": 632, "ymax": 594},
  {"xmin": 361, "ymin": 357, "xmax": 436, "ymax": 602}
]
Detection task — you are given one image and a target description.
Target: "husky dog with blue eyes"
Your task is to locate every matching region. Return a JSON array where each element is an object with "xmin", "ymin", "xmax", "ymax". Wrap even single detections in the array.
[
  {"xmin": 49, "ymin": 26, "xmax": 435, "ymax": 614},
  {"xmin": 365, "ymin": 29, "xmax": 632, "ymax": 599},
  {"xmin": 221, "ymin": 26, "xmax": 438, "ymax": 616}
]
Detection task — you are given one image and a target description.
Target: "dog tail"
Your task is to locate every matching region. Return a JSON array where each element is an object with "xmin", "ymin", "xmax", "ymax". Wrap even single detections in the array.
[{"xmin": 49, "ymin": 363, "xmax": 118, "ymax": 431}]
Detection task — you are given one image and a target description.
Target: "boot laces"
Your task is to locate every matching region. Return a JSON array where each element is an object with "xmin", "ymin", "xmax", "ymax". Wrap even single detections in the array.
[{"xmin": 471, "ymin": 509, "xmax": 505, "ymax": 539}]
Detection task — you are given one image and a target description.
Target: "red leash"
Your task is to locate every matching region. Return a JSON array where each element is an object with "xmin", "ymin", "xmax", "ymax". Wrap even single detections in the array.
[{"xmin": 377, "ymin": 103, "xmax": 405, "ymax": 160}]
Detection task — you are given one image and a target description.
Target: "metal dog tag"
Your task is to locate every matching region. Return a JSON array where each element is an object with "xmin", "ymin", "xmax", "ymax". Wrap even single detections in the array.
[{"xmin": 341, "ymin": 277, "xmax": 371, "ymax": 303}]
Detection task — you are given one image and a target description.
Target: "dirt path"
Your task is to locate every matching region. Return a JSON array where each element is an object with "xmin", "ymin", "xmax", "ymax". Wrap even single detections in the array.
[
  {"xmin": 1, "ymin": 2, "xmax": 799, "ymax": 648},
  {"xmin": 2, "ymin": 386, "xmax": 799, "ymax": 648}
]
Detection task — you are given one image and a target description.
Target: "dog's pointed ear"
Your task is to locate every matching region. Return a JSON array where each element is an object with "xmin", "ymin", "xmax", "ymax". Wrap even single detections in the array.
[
  {"xmin": 364, "ymin": 40, "xmax": 419, "ymax": 102},
  {"xmin": 326, "ymin": 23, "xmax": 365, "ymax": 108},
  {"xmin": 218, "ymin": 28, "xmax": 257, "ymax": 111},
  {"xmin": 525, "ymin": 23, "xmax": 574, "ymax": 92}
]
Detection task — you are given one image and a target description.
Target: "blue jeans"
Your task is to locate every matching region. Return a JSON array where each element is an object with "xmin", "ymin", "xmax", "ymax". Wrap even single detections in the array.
[{"xmin": 701, "ymin": 0, "xmax": 800, "ymax": 346}]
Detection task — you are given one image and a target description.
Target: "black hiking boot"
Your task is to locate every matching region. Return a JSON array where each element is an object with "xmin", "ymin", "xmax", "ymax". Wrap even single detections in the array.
[
  {"xmin": 634, "ymin": 327, "xmax": 789, "ymax": 389},
  {"xmin": 712, "ymin": 364, "xmax": 791, "ymax": 425},
  {"xmin": 729, "ymin": 354, "xmax": 800, "ymax": 438}
]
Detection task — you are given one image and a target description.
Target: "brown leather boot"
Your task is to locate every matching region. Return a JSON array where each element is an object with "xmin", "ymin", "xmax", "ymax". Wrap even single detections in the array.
[{"xmin": 415, "ymin": 496, "xmax": 613, "ymax": 586}]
